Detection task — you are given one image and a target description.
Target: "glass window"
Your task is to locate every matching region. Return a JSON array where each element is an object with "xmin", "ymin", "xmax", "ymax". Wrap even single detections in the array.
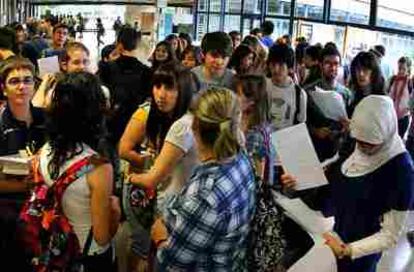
[
  {"xmin": 208, "ymin": 14, "xmax": 221, "ymax": 32},
  {"xmin": 242, "ymin": 18, "xmax": 261, "ymax": 37},
  {"xmin": 377, "ymin": 0, "xmax": 414, "ymax": 32},
  {"xmin": 295, "ymin": 20, "xmax": 345, "ymax": 51},
  {"xmin": 264, "ymin": 18, "xmax": 290, "ymax": 40},
  {"xmin": 330, "ymin": 0, "xmax": 370, "ymax": 24},
  {"xmin": 295, "ymin": 0, "xmax": 323, "ymax": 20},
  {"xmin": 243, "ymin": 0, "xmax": 263, "ymax": 14},
  {"xmin": 198, "ymin": 0, "xmax": 207, "ymax": 12},
  {"xmin": 224, "ymin": 15, "xmax": 241, "ymax": 33},
  {"xmin": 225, "ymin": 0, "xmax": 241, "ymax": 13},
  {"xmin": 210, "ymin": 0, "xmax": 221, "ymax": 12},
  {"xmin": 267, "ymin": 0, "xmax": 291, "ymax": 16},
  {"xmin": 196, "ymin": 13, "xmax": 208, "ymax": 42}
]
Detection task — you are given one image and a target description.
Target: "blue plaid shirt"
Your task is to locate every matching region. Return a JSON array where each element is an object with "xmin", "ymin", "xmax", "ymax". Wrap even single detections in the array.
[
  {"xmin": 157, "ymin": 152, "xmax": 256, "ymax": 271},
  {"xmin": 245, "ymin": 124, "xmax": 276, "ymax": 186}
]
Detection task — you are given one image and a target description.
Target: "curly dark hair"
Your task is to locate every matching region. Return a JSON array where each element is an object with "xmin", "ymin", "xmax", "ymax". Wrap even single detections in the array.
[
  {"xmin": 151, "ymin": 41, "xmax": 178, "ymax": 72},
  {"xmin": 47, "ymin": 72, "xmax": 109, "ymax": 179}
]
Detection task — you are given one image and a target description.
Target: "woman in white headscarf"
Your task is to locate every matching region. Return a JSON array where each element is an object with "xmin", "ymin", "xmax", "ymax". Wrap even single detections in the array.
[
  {"xmin": 283, "ymin": 95, "xmax": 414, "ymax": 272},
  {"xmin": 323, "ymin": 95, "xmax": 414, "ymax": 271}
]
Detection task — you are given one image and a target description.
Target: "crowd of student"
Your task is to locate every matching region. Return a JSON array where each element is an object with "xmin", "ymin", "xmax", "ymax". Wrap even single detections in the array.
[{"xmin": 0, "ymin": 15, "xmax": 412, "ymax": 272}]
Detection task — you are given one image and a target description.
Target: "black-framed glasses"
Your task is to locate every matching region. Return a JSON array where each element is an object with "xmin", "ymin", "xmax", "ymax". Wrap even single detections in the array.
[{"xmin": 7, "ymin": 77, "xmax": 34, "ymax": 87}]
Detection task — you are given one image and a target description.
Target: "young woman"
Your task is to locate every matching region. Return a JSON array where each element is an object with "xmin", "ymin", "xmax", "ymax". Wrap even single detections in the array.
[
  {"xmin": 36, "ymin": 72, "xmax": 120, "ymax": 271},
  {"xmin": 118, "ymin": 63, "xmax": 194, "ymax": 271},
  {"xmin": 181, "ymin": 45, "xmax": 201, "ymax": 69},
  {"xmin": 150, "ymin": 41, "xmax": 177, "ymax": 73},
  {"xmin": 236, "ymin": 75, "xmax": 288, "ymax": 271},
  {"xmin": 284, "ymin": 95, "xmax": 414, "ymax": 272},
  {"xmin": 152, "ymin": 87, "xmax": 256, "ymax": 271},
  {"xmin": 340, "ymin": 51, "xmax": 386, "ymax": 161},
  {"xmin": 241, "ymin": 35, "xmax": 267, "ymax": 74},
  {"xmin": 228, "ymin": 44, "xmax": 256, "ymax": 75},
  {"xmin": 348, "ymin": 51, "xmax": 386, "ymax": 116},
  {"xmin": 388, "ymin": 56, "xmax": 413, "ymax": 138}
]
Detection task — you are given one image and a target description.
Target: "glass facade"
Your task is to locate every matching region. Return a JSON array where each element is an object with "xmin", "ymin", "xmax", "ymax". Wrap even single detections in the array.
[
  {"xmin": 267, "ymin": 0, "xmax": 291, "ymax": 16},
  {"xmin": 330, "ymin": 0, "xmax": 370, "ymax": 24},
  {"xmin": 377, "ymin": 0, "xmax": 414, "ymax": 32},
  {"xmin": 295, "ymin": 0, "xmax": 324, "ymax": 20}
]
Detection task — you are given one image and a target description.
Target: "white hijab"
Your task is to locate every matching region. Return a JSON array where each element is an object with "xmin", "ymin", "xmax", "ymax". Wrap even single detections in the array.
[{"xmin": 342, "ymin": 95, "xmax": 406, "ymax": 177}]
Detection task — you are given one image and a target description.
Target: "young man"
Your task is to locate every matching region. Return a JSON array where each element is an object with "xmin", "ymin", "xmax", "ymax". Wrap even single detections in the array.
[
  {"xmin": 0, "ymin": 57, "xmax": 46, "ymax": 271},
  {"xmin": 302, "ymin": 44, "xmax": 323, "ymax": 87},
  {"xmin": 267, "ymin": 43, "xmax": 307, "ymax": 131},
  {"xmin": 98, "ymin": 25, "xmax": 152, "ymax": 145},
  {"xmin": 34, "ymin": 42, "xmax": 112, "ymax": 114},
  {"xmin": 305, "ymin": 45, "xmax": 351, "ymax": 162},
  {"xmin": 229, "ymin": 30, "xmax": 242, "ymax": 50},
  {"xmin": 260, "ymin": 21, "xmax": 275, "ymax": 48},
  {"xmin": 0, "ymin": 27, "xmax": 16, "ymax": 61},
  {"xmin": 32, "ymin": 42, "xmax": 94, "ymax": 108},
  {"xmin": 192, "ymin": 31, "xmax": 235, "ymax": 92},
  {"xmin": 41, "ymin": 23, "xmax": 69, "ymax": 58}
]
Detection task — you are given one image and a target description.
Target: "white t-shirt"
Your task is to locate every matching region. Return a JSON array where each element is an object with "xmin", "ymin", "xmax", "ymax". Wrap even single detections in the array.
[
  {"xmin": 163, "ymin": 113, "xmax": 199, "ymax": 195},
  {"xmin": 267, "ymin": 78, "xmax": 307, "ymax": 130}
]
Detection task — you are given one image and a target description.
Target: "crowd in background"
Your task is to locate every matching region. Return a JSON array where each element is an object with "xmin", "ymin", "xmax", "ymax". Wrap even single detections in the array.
[{"xmin": 0, "ymin": 14, "xmax": 412, "ymax": 272}]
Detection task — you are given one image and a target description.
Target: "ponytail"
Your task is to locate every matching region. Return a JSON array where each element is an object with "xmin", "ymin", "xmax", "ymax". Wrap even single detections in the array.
[{"xmin": 192, "ymin": 88, "xmax": 241, "ymax": 161}]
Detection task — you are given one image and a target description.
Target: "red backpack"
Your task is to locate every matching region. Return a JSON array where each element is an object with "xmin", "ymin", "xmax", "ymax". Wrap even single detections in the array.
[{"xmin": 19, "ymin": 154, "xmax": 94, "ymax": 272}]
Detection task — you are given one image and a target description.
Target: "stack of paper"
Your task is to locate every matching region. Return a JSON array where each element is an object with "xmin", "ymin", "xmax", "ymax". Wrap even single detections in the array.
[
  {"xmin": 0, "ymin": 154, "xmax": 30, "ymax": 175},
  {"xmin": 311, "ymin": 86, "xmax": 347, "ymax": 121},
  {"xmin": 288, "ymin": 238, "xmax": 337, "ymax": 272},
  {"xmin": 38, "ymin": 56, "xmax": 60, "ymax": 77},
  {"xmin": 272, "ymin": 123, "xmax": 328, "ymax": 191}
]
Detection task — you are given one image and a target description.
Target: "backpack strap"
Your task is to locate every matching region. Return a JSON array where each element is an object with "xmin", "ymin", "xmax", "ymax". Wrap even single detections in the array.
[
  {"xmin": 49, "ymin": 156, "xmax": 94, "ymax": 210},
  {"xmin": 408, "ymin": 77, "xmax": 413, "ymax": 94},
  {"xmin": 257, "ymin": 125, "xmax": 271, "ymax": 185},
  {"xmin": 293, "ymin": 84, "xmax": 302, "ymax": 125}
]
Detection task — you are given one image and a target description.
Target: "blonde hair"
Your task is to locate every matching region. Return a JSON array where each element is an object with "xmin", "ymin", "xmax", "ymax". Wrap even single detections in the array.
[{"xmin": 192, "ymin": 88, "xmax": 241, "ymax": 160}]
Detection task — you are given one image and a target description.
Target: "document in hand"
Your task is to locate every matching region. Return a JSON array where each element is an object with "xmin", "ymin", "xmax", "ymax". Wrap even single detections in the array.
[
  {"xmin": 0, "ymin": 154, "xmax": 30, "ymax": 175},
  {"xmin": 288, "ymin": 239, "xmax": 337, "ymax": 272},
  {"xmin": 272, "ymin": 123, "xmax": 328, "ymax": 190},
  {"xmin": 311, "ymin": 86, "xmax": 347, "ymax": 121},
  {"xmin": 273, "ymin": 191, "xmax": 334, "ymax": 235},
  {"xmin": 38, "ymin": 56, "xmax": 60, "ymax": 77}
]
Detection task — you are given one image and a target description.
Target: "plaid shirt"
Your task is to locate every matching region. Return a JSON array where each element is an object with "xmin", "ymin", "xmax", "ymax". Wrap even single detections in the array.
[
  {"xmin": 157, "ymin": 152, "xmax": 256, "ymax": 271},
  {"xmin": 245, "ymin": 124, "xmax": 276, "ymax": 186}
]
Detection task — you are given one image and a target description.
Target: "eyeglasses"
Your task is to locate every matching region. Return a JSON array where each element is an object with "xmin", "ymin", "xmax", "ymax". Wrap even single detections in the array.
[{"xmin": 6, "ymin": 77, "xmax": 34, "ymax": 87}]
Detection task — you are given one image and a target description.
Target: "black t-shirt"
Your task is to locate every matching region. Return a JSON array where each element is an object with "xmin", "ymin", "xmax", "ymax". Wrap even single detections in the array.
[
  {"xmin": 98, "ymin": 55, "xmax": 152, "ymax": 144},
  {"xmin": 0, "ymin": 104, "xmax": 46, "ymax": 155}
]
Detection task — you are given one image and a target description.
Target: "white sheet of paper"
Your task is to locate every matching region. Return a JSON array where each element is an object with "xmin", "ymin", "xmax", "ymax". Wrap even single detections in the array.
[
  {"xmin": 273, "ymin": 191, "xmax": 334, "ymax": 235},
  {"xmin": 272, "ymin": 123, "xmax": 328, "ymax": 190},
  {"xmin": 0, "ymin": 154, "xmax": 30, "ymax": 175},
  {"xmin": 288, "ymin": 239, "xmax": 337, "ymax": 272},
  {"xmin": 311, "ymin": 86, "xmax": 347, "ymax": 121},
  {"xmin": 38, "ymin": 56, "xmax": 60, "ymax": 77}
]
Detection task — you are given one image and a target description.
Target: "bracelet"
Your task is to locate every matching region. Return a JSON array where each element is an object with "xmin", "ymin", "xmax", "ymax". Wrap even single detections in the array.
[
  {"xmin": 339, "ymin": 244, "xmax": 352, "ymax": 259},
  {"xmin": 155, "ymin": 239, "xmax": 167, "ymax": 248}
]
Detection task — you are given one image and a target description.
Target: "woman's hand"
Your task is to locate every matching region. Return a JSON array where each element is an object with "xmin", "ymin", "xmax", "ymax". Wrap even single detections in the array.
[
  {"xmin": 339, "ymin": 118, "xmax": 351, "ymax": 133},
  {"xmin": 280, "ymin": 173, "xmax": 297, "ymax": 191},
  {"xmin": 151, "ymin": 218, "xmax": 168, "ymax": 248},
  {"xmin": 323, "ymin": 232, "xmax": 352, "ymax": 259}
]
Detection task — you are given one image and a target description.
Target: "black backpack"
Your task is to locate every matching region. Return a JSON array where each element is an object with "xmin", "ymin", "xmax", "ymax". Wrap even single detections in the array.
[
  {"xmin": 106, "ymin": 61, "xmax": 151, "ymax": 144},
  {"xmin": 293, "ymin": 84, "xmax": 302, "ymax": 125}
]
